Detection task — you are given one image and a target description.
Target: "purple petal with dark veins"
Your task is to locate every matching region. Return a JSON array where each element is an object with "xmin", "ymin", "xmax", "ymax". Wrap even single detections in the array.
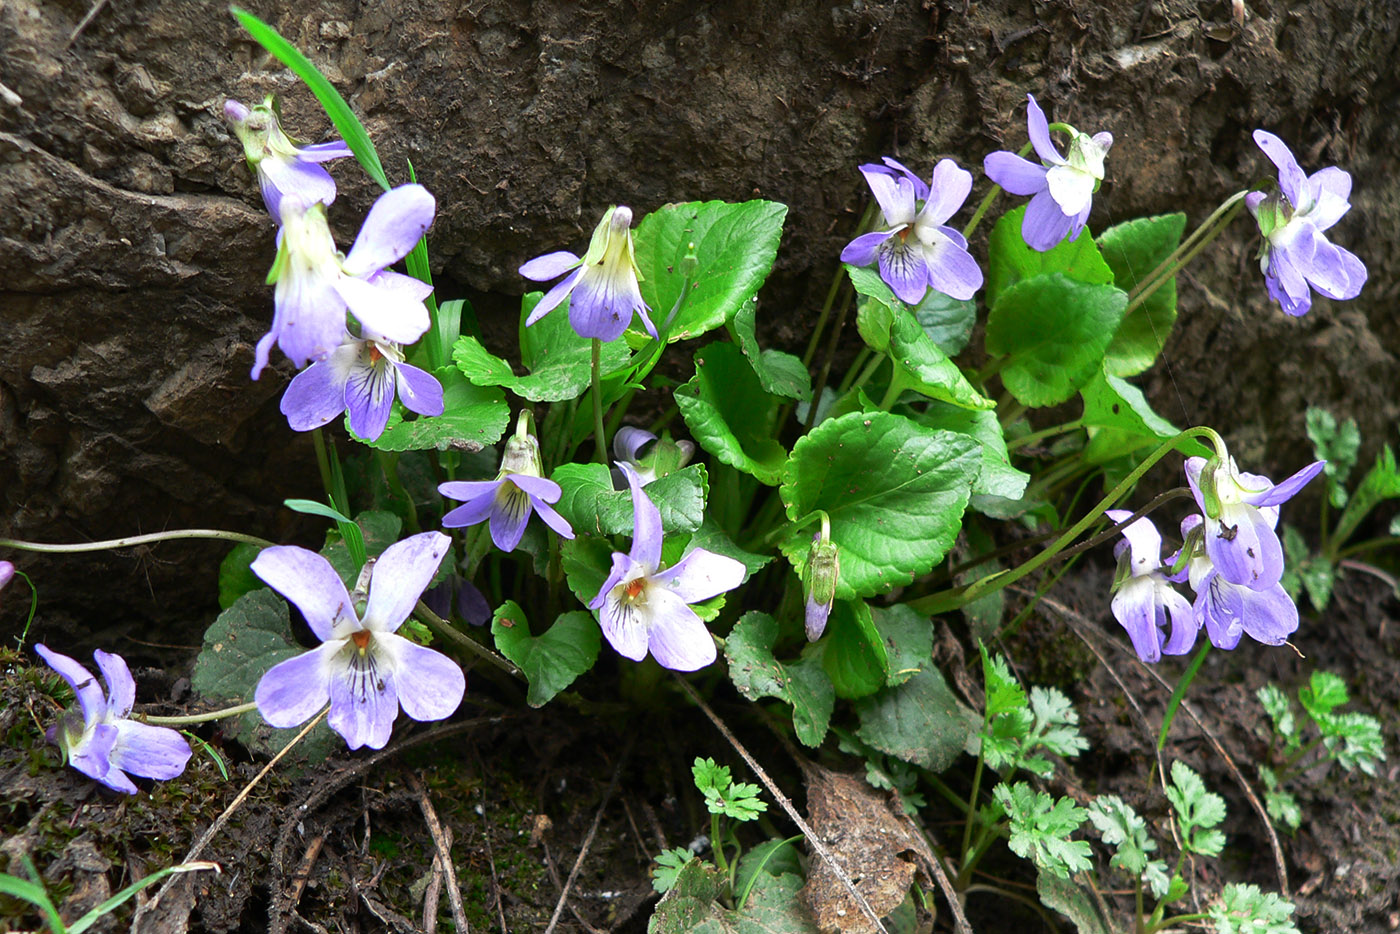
[
  {"xmin": 1021, "ymin": 189, "xmax": 1074, "ymax": 251},
  {"xmin": 328, "ymin": 655, "xmax": 399, "ymax": 750},
  {"xmin": 344, "ymin": 353, "xmax": 397, "ymax": 441},
  {"xmin": 878, "ymin": 239, "xmax": 929, "ymax": 304}
]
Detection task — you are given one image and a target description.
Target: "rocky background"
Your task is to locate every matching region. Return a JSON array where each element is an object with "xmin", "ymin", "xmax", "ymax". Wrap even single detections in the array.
[{"xmin": 2, "ymin": 0, "xmax": 1397, "ymax": 640}]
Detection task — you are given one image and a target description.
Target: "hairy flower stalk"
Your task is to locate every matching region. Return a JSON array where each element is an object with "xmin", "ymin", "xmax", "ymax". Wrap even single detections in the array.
[
  {"xmin": 1246, "ymin": 130, "xmax": 1366, "ymax": 316},
  {"xmin": 590, "ymin": 464, "xmax": 745, "ymax": 670},
  {"xmin": 984, "ymin": 94, "xmax": 1112, "ymax": 251},
  {"xmin": 224, "ymin": 96, "xmax": 352, "ymax": 224},
  {"xmin": 36, "ymin": 645, "xmax": 192, "ymax": 794},
  {"xmin": 841, "ymin": 158, "xmax": 983, "ymax": 304},
  {"xmin": 253, "ymin": 532, "xmax": 465, "ymax": 750},
  {"xmin": 519, "ymin": 206, "xmax": 659, "ymax": 342},
  {"xmin": 439, "ymin": 411, "xmax": 575, "ymax": 552},
  {"xmin": 255, "ymin": 185, "xmax": 436, "ymax": 379}
]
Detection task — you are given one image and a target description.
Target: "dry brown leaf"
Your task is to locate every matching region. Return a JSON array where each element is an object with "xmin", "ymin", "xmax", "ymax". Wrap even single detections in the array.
[{"xmin": 800, "ymin": 763, "xmax": 920, "ymax": 933}]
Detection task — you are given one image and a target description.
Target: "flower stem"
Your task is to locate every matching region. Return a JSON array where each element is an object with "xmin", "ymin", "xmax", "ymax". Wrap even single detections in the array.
[
  {"xmin": 415, "ymin": 598, "xmax": 523, "ymax": 680},
  {"xmin": 1123, "ymin": 190, "xmax": 1250, "ymax": 316},
  {"xmin": 591, "ymin": 339, "xmax": 608, "ymax": 465},
  {"xmin": 138, "ymin": 701, "xmax": 261, "ymax": 725},
  {"xmin": 0, "ymin": 529, "xmax": 274, "ymax": 553},
  {"xmin": 907, "ymin": 428, "xmax": 1218, "ymax": 615},
  {"xmin": 1155, "ymin": 640, "xmax": 1212, "ymax": 754}
]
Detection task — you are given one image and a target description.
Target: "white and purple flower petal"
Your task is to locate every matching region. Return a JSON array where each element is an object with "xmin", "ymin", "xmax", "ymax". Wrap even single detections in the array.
[
  {"xmin": 363, "ymin": 532, "xmax": 451, "ymax": 631},
  {"xmin": 109, "ymin": 719, "xmax": 194, "ymax": 780},
  {"xmin": 255, "ymin": 642, "xmax": 340, "ymax": 728},
  {"xmin": 341, "ymin": 184, "xmax": 437, "ymax": 278},
  {"xmin": 643, "ymin": 590, "xmax": 718, "ymax": 671},
  {"xmin": 381, "ymin": 632, "xmax": 467, "ymax": 721},
  {"xmin": 251, "ymin": 545, "xmax": 357, "ymax": 641}
]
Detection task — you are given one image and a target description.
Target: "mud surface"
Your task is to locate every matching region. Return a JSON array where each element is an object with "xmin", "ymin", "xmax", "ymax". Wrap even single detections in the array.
[{"xmin": 2, "ymin": 0, "xmax": 1399, "ymax": 931}]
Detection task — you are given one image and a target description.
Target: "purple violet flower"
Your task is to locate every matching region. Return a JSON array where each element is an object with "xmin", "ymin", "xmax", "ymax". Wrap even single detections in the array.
[
  {"xmin": 0, "ymin": 560, "xmax": 14, "ymax": 592},
  {"xmin": 612, "ymin": 427, "xmax": 695, "ymax": 486},
  {"xmin": 225, "ymin": 96, "xmax": 353, "ymax": 225},
  {"xmin": 519, "ymin": 206, "xmax": 659, "ymax": 343},
  {"xmin": 279, "ymin": 329, "xmax": 444, "ymax": 440},
  {"xmin": 1245, "ymin": 130, "xmax": 1367, "ymax": 316},
  {"xmin": 1178, "ymin": 515, "xmax": 1299, "ymax": 649},
  {"xmin": 803, "ymin": 531, "xmax": 840, "ymax": 642},
  {"xmin": 440, "ymin": 414, "xmax": 575, "ymax": 552},
  {"xmin": 589, "ymin": 463, "xmax": 746, "ymax": 671},
  {"xmin": 253, "ymin": 532, "xmax": 465, "ymax": 751},
  {"xmin": 841, "ymin": 158, "xmax": 984, "ymax": 304},
  {"xmin": 35, "ymin": 645, "xmax": 192, "ymax": 794},
  {"xmin": 1184, "ymin": 455, "xmax": 1324, "ymax": 591},
  {"xmin": 984, "ymin": 94, "xmax": 1113, "ymax": 251},
  {"xmin": 1105, "ymin": 511, "xmax": 1196, "ymax": 663},
  {"xmin": 255, "ymin": 185, "xmax": 436, "ymax": 380}
]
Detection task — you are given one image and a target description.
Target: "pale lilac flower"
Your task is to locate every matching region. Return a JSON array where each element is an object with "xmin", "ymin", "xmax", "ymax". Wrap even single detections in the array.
[
  {"xmin": 1246, "ymin": 130, "xmax": 1367, "ymax": 316},
  {"xmin": 1106, "ymin": 510, "xmax": 1196, "ymax": 663},
  {"xmin": 35, "ymin": 645, "xmax": 191, "ymax": 794},
  {"xmin": 1177, "ymin": 515, "xmax": 1299, "ymax": 650},
  {"xmin": 590, "ymin": 463, "xmax": 745, "ymax": 670},
  {"xmin": 280, "ymin": 329, "xmax": 444, "ymax": 440},
  {"xmin": 224, "ymin": 97, "xmax": 353, "ymax": 224},
  {"xmin": 0, "ymin": 560, "xmax": 13, "ymax": 592},
  {"xmin": 1184, "ymin": 456, "xmax": 1324, "ymax": 591},
  {"xmin": 984, "ymin": 94, "xmax": 1113, "ymax": 251},
  {"xmin": 255, "ymin": 185, "xmax": 436, "ymax": 379},
  {"xmin": 841, "ymin": 158, "xmax": 983, "ymax": 304},
  {"xmin": 440, "ymin": 415, "xmax": 574, "ymax": 552},
  {"xmin": 519, "ymin": 206, "xmax": 659, "ymax": 342},
  {"xmin": 612, "ymin": 427, "xmax": 695, "ymax": 486},
  {"xmin": 253, "ymin": 532, "xmax": 465, "ymax": 750}
]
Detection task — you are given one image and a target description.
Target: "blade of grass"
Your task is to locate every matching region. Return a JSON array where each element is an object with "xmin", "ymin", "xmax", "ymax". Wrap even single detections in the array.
[{"xmin": 229, "ymin": 6, "xmax": 389, "ymax": 191}]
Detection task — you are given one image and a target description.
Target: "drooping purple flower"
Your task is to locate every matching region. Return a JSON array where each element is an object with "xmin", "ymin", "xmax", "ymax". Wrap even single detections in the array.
[
  {"xmin": 803, "ymin": 531, "xmax": 840, "ymax": 642},
  {"xmin": 612, "ymin": 427, "xmax": 695, "ymax": 486},
  {"xmin": 224, "ymin": 96, "xmax": 353, "ymax": 225},
  {"xmin": 1105, "ymin": 510, "xmax": 1196, "ymax": 663},
  {"xmin": 440, "ymin": 414, "xmax": 574, "ymax": 552},
  {"xmin": 1245, "ymin": 130, "xmax": 1367, "ymax": 316},
  {"xmin": 519, "ymin": 206, "xmax": 659, "ymax": 343},
  {"xmin": 589, "ymin": 463, "xmax": 746, "ymax": 671},
  {"xmin": 1184, "ymin": 455, "xmax": 1324, "ymax": 591},
  {"xmin": 279, "ymin": 329, "xmax": 444, "ymax": 440},
  {"xmin": 841, "ymin": 158, "xmax": 984, "ymax": 304},
  {"xmin": 255, "ymin": 185, "xmax": 436, "ymax": 379},
  {"xmin": 35, "ymin": 645, "xmax": 192, "ymax": 794},
  {"xmin": 0, "ymin": 560, "xmax": 14, "ymax": 592},
  {"xmin": 984, "ymin": 94, "xmax": 1113, "ymax": 251},
  {"xmin": 1177, "ymin": 515, "xmax": 1299, "ymax": 650},
  {"xmin": 252, "ymin": 532, "xmax": 465, "ymax": 751}
]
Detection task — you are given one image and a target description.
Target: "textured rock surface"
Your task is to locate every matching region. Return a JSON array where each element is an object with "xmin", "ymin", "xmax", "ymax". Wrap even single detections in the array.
[{"xmin": 1, "ymin": 0, "xmax": 1397, "ymax": 651}]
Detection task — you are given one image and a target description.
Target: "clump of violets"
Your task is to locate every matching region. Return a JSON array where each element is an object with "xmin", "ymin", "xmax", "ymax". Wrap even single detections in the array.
[
  {"xmin": 1106, "ymin": 453, "xmax": 1323, "ymax": 662},
  {"xmin": 35, "ymin": 645, "xmax": 192, "ymax": 794},
  {"xmin": 590, "ymin": 463, "xmax": 746, "ymax": 671},
  {"xmin": 841, "ymin": 158, "xmax": 983, "ymax": 304},
  {"xmin": 1246, "ymin": 130, "xmax": 1367, "ymax": 316},
  {"xmin": 252, "ymin": 532, "xmax": 465, "ymax": 750},
  {"xmin": 440, "ymin": 412, "xmax": 575, "ymax": 552},
  {"xmin": 279, "ymin": 328, "xmax": 444, "ymax": 440},
  {"xmin": 984, "ymin": 94, "xmax": 1112, "ymax": 251},
  {"xmin": 612, "ymin": 427, "xmax": 696, "ymax": 486},
  {"xmin": 519, "ymin": 206, "xmax": 659, "ymax": 342},
  {"xmin": 224, "ymin": 96, "xmax": 352, "ymax": 224},
  {"xmin": 1106, "ymin": 511, "xmax": 1196, "ymax": 663},
  {"xmin": 255, "ymin": 185, "xmax": 436, "ymax": 379}
]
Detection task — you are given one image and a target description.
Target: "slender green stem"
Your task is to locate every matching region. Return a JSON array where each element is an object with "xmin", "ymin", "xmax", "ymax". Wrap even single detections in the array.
[
  {"xmin": 138, "ymin": 701, "xmax": 260, "ymax": 726},
  {"xmin": 1007, "ymin": 418, "xmax": 1084, "ymax": 452},
  {"xmin": 376, "ymin": 451, "xmax": 420, "ymax": 534},
  {"xmin": 10, "ymin": 570, "xmax": 39, "ymax": 647},
  {"xmin": 710, "ymin": 813, "xmax": 729, "ymax": 876},
  {"xmin": 878, "ymin": 372, "xmax": 905, "ymax": 410},
  {"xmin": 802, "ymin": 261, "xmax": 850, "ymax": 370},
  {"xmin": 909, "ymin": 429, "xmax": 1220, "ymax": 615},
  {"xmin": 1123, "ymin": 191, "xmax": 1249, "ymax": 315},
  {"xmin": 959, "ymin": 749, "xmax": 988, "ymax": 864},
  {"xmin": 841, "ymin": 348, "xmax": 882, "ymax": 395},
  {"xmin": 311, "ymin": 427, "xmax": 338, "ymax": 507},
  {"xmin": 1279, "ymin": 735, "xmax": 1328, "ymax": 777},
  {"xmin": 591, "ymin": 339, "xmax": 607, "ymax": 464},
  {"xmin": 415, "ymin": 599, "xmax": 523, "ymax": 680},
  {"xmin": 0, "ymin": 530, "xmax": 274, "ymax": 553},
  {"xmin": 1154, "ymin": 912, "xmax": 1210, "ymax": 930},
  {"xmin": 1156, "ymin": 641, "xmax": 1212, "ymax": 753},
  {"xmin": 805, "ymin": 283, "xmax": 855, "ymax": 434}
]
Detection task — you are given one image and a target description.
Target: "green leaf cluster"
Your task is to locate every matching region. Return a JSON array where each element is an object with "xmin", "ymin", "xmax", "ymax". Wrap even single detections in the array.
[
  {"xmin": 1085, "ymin": 795, "xmax": 1171, "ymax": 898},
  {"xmin": 979, "ymin": 648, "xmax": 1088, "ymax": 778},
  {"xmin": 692, "ymin": 757, "xmax": 768, "ymax": 821},
  {"xmin": 1208, "ymin": 883, "xmax": 1299, "ymax": 934},
  {"xmin": 993, "ymin": 781, "xmax": 1093, "ymax": 879},
  {"xmin": 1164, "ymin": 761, "xmax": 1226, "ymax": 857}
]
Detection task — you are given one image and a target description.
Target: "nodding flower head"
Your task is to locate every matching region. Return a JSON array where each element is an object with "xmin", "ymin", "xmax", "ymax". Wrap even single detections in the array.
[{"xmin": 224, "ymin": 95, "xmax": 353, "ymax": 224}]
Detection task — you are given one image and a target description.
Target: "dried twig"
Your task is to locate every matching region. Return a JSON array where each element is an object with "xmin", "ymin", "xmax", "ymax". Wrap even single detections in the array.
[
  {"xmin": 1036, "ymin": 592, "xmax": 1290, "ymax": 895},
  {"xmin": 406, "ymin": 772, "xmax": 469, "ymax": 933},
  {"xmin": 286, "ymin": 834, "xmax": 326, "ymax": 913},
  {"xmin": 542, "ymin": 738, "xmax": 634, "ymax": 934},
  {"xmin": 672, "ymin": 674, "xmax": 890, "ymax": 934},
  {"xmin": 471, "ymin": 749, "xmax": 510, "ymax": 934},
  {"xmin": 421, "ymin": 824, "xmax": 451, "ymax": 934},
  {"xmin": 901, "ymin": 817, "xmax": 974, "ymax": 934},
  {"xmin": 65, "ymin": 0, "xmax": 111, "ymax": 47},
  {"xmin": 133, "ymin": 708, "xmax": 330, "ymax": 931}
]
